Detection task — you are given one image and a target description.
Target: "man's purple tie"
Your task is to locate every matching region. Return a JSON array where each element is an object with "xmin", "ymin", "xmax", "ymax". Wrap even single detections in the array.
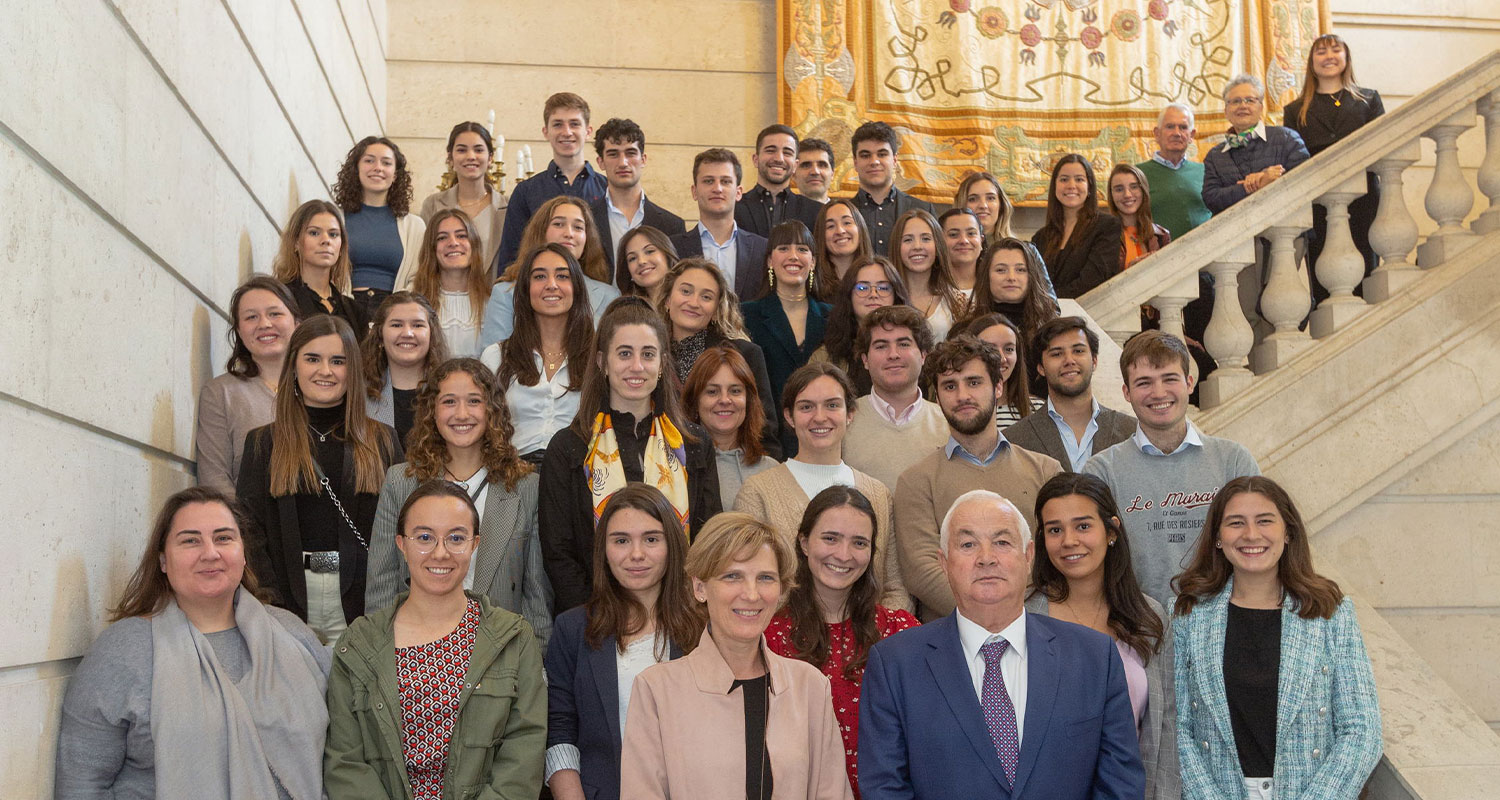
[{"xmin": 980, "ymin": 638, "xmax": 1019, "ymax": 784}]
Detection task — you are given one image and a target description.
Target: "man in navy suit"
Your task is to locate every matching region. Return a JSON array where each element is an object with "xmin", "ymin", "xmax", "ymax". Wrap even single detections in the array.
[
  {"xmin": 671, "ymin": 148, "xmax": 768, "ymax": 302},
  {"xmin": 589, "ymin": 118, "xmax": 687, "ymax": 275},
  {"xmin": 859, "ymin": 490, "xmax": 1144, "ymax": 799}
]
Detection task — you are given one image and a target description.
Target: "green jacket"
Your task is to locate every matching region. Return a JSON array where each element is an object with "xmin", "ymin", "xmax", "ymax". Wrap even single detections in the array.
[{"xmin": 324, "ymin": 592, "xmax": 546, "ymax": 800}]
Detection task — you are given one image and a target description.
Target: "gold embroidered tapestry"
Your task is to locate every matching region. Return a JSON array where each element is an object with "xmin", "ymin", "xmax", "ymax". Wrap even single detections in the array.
[{"xmin": 779, "ymin": 0, "xmax": 1329, "ymax": 205}]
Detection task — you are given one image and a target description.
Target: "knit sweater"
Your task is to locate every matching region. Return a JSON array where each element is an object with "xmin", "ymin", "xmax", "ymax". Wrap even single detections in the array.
[
  {"xmin": 1135, "ymin": 159, "xmax": 1212, "ymax": 241},
  {"xmin": 841, "ymin": 396, "xmax": 949, "ymax": 492},
  {"xmin": 893, "ymin": 442, "xmax": 1062, "ymax": 620},
  {"xmin": 734, "ymin": 462, "xmax": 912, "ymax": 613},
  {"xmin": 1082, "ymin": 428, "xmax": 1260, "ymax": 608}
]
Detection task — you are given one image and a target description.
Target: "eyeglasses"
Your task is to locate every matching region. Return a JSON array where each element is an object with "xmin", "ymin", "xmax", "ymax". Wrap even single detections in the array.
[
  {"xmin": 399, "ymin": 532, "xmax": 475, "ymax": 554},
  {"xmin": 853, "ymin": 281, "xmax": 894, "ymax": 296},
  {"xmin": 1226, "ymin": 96, "xmax": 1263, "ymax": 107}
]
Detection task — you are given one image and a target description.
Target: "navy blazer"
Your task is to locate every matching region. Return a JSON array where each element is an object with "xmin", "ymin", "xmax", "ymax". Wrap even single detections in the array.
[
  {"xmin": 858, "ymin": 612, "xmax": 1145, "ymax": 800},
  {"xmin": 735, "ymin": 184, "xmax": 824, "ymax": 239},
  {"xmin": 1202, "ymin": 125, "xmax": 1312, "ymax": 213},
  {"xmin": 589, "ymin": 195, "xmax": 687, "ymax": 275},
  {"xmin": 670, "ymin": 226, "xmax": 769, "ymax": 302},
  {"xmin": 543, "ymin": 606, "xmax": 684, "ymax": 800},
  {"xmin": 741, "ymin": 295, "xmax": 831, "ymax": 457}
]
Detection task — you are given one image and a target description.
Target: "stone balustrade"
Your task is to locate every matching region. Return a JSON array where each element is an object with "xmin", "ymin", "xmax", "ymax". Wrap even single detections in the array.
[{"xmin": 1080, "ymin": 50, "xmax": 1500, "ymax": 410}]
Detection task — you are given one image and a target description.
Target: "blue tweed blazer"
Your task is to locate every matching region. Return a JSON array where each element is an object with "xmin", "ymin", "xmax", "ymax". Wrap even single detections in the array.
[
  {"xmin": 1201, "ymin": 125, "xmax": 1311, "ymax": 213},
  {"xmin": 1173, "ymin": 584, "xmax": 1382, "ymax": 800}
]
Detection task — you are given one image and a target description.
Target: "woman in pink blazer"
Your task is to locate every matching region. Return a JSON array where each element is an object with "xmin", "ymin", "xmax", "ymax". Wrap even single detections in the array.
[{"xmin": 620, "ymin": 512, "xmax": 853, "ymax": 800}]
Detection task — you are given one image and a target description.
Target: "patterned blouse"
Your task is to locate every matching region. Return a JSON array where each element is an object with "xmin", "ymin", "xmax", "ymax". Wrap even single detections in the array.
[
  {"xmin": 764, "ymin": 605, "xmax": 921, "ymax": 799},
  {"xmin": 396, "ymin": 598, "xmax": 481, "ymax": 799}
]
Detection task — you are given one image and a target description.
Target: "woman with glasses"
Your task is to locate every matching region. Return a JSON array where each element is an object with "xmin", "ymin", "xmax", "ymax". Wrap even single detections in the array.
[
  {"xmin": 365, "ymin": 358, "xmax": 552, "ymax": 647},
  {"xmin": 325, "ymin": 481, "xmax": 547, "ymax": 800},
  {"xmin": 810, "ymin": 257, "xmax": 909, "ymax": 395},
  {"xmin": 1202, "ymin": 75, "xmax": 1311, "ymax": 214}
]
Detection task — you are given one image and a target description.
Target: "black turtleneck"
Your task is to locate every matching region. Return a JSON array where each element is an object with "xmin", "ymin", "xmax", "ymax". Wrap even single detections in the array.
[
  {"xmin": 991, "ymin": 300, "xmax": 1026, "ymax": 328},
  {"xmin": 298, "ymin": 402, "xmax": 348, "ymax": 551}
]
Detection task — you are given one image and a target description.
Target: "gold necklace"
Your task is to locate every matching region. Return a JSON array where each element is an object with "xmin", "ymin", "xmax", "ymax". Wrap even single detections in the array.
[
  {"xmin": 540, "ymin": 349, "xmax": 566, "ymax": 371},
  {"xmin": 1060, "ymin": 597, "xmax": 1108, "ymax": 631}
]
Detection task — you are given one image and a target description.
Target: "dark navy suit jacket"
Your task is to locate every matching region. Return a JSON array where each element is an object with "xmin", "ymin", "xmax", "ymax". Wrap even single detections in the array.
[
  {"xmin": 588, "ymin": 195, "xmax": 687, "ymax": 276},
  {"xmin": 858, "ymin": 611, "xmax": 1145, "ymax": 800},
  {"xmin": 1202, "ymin": 125, "xmax": 1312, "ymax": 213},
  {"xmin": 671, "ymin": 226, "xmax": 769, "ymax": 302},
  {"xmin": 735, "ymin": 184, "xmax": 824, "ymax": 239},
  {"xmin": 543, "ymin": 606, "xmax": 685, "ymax": 800}
]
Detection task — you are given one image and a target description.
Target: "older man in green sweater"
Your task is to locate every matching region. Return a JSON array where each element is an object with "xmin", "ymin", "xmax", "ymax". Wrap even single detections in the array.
[
  {"xmin": 1136, "ymin": 103, "xmax": 1212, "ymax": 240},
  {"xmin": 894, "ymin": 335, "xmax": 1061, "ymax": 621}
]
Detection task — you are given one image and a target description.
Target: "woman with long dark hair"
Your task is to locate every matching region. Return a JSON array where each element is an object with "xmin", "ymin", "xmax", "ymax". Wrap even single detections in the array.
[
  {"xmin": 765, "ymin": 486, "xmax": 920, "ymax": 797},
  {"xmin": 889, "ymin": 209, "xmax": 968, "ymax": 341},
  {"xmin": 682, "ymin": 345, "xmax": 779, "ymax": 509},
  {"xmin": 1107, "ymin": 164, "xmax": 1172, "ymax": 270},
  {"xmin": 1174, "ymin": 476, "xmax": 1382, "ymax": 800},
  {"xmin": 938, "ymin": 207, "xmax": 985, "ymax": 292},
  {"xmin": 325, "ymin": 481, "xmax": 546, "ymax": 799},
  {"xmin": 1284, "ymin": 34, "xmax": 1385, "ymax": 302},
  {"xmin": 615, "ymin": 225, "xmax": 680, "ymax": 303},
  {"xmin": 1025, "ymin": 473, "xmax": 1178, "ymax": 799},
  {"xmin": 539, "ymin": 297, "xmax": 721, "ymax": 613},
  {"xmin": 195, "ymin": 275, "xmax": 302, "ymax": 497},
  {"xmin": 964, "ymin": 237, "xmax": 1059, "ymax": 355},
  {"xmin": 481, "ymin": 243, "xmax": 594, "ymax": 463},
  {"xmin": 813, "ymin": 199, "xmax": 873, "ymax": 302},
  {"xmin": 56, "ymin": 487, "xmax": 330, "ymax": 799},
  {"xmin": 273, "ymin": 199, "xmax": 366, "ymax": 331},
  {"xmin": 543, "ymin": 484, "xmax": 703, "ymax": 800},
  {"xmin": 1031, "ymin": 153, "xmax": 1123, "ymax": 298},
  {"xmin": 810, "ymin": 256, "xmax": 909, "ymax": 395},
  {"xmin": 418, "ymin": 121, "xmax": 508, "ymax": 271},
  {"xmin": 408, "ymin": 208, "xmax": 493, "ymax": 356},
  {"xmin": 959, "ymin": 313, "xmax": 1042, "ymax": 426},
  {"xmin": 742, "ymin": 221, "xmax": 831, "ymax": 456},
  {"xmin": 237, "ymin": 314, "xmax": 402, "ymax": 643},
  {"xmin": 333, "ymin": 136, "xmax": 426, "ymax": 317},
  {"xmin": 365, "ymin": 358, "xmax": 551, "ymax": 645},
  {"xmin": 361, "ymin": 291, "xmax": 449, "ymax": 449}
]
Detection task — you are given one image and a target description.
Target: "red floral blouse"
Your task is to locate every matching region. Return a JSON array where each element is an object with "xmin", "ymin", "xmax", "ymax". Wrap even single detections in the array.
[
  {"xmin": 395, "ymin": 598, "xmax": 480, "ymax": 800},
  {"xmin": 765, "ymin": 605, "xmax": 921, "ymax": 798}
]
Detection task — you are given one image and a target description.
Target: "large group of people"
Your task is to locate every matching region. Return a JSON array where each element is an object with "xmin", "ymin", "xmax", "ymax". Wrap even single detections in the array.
[{"xmin": 60, "ymin": 35, "xmax": 1388, "ymax": 800}]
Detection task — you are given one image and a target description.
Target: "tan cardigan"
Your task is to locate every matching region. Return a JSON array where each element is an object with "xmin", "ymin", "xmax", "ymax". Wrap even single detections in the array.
[
  {"xmin": 733, "ymin": 463, "xmax": 912, "ymax": 613},
  {"xmin": 620, "ymin": 629, "xmax": 854, "ymax": 800},
  {"xmin": 417, "ymin": 185, "xmax": 509, "ymax": 276}
]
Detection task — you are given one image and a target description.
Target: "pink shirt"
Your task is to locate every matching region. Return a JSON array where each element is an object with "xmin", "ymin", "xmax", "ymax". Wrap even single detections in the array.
[{"xmin": 1116, "ymin": 639, "xmax": 1149, "ymax": 730}]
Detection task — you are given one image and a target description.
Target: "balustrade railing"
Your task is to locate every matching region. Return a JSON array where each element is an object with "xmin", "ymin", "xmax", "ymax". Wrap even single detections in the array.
[{"xmin": 1079, "ymin": 51, "xmax": 1500, "ymax": 409}]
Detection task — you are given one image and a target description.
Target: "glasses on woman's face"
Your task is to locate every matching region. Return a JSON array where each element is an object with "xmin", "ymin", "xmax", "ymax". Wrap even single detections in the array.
[
  {"xmin": 853, "ymin": 281, "xmax": 894, "ymax": 297},
  {"xmin": 400, "ymin": 531, "xmax": 475, "ymax": 555}
]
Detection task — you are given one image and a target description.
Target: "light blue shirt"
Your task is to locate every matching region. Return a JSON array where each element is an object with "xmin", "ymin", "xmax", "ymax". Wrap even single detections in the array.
[
  {"xmin": 1046, "ymin": 397, "xmax": 1102, "ymax": 472},
  {"xmin": 605, "ymin": 191, "xmax": 646, "ymax": 254},
  {"xmin": 696, "ymin": 223, "xmax": 740, "ymax": 288},
  {"xmin": 944, "ymin": 433, "xmax": 1010, "ymax": 466},
  {"xmin": 1151, "ymin": 152, "xmax": 1188, "ymax": 170},
  {"xmin": 1132, "ymin": 419, "xmax": 1205, "ymax": 457}
]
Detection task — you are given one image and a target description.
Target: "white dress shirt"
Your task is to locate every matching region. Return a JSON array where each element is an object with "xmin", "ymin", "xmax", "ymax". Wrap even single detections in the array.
[
  {"xmin": 955, "ymin": 609, "xmax": 1029, "ymax": 747},
  {"xmin": 480, "ymin": 345, "xmax": 581, "ymax": 455}
]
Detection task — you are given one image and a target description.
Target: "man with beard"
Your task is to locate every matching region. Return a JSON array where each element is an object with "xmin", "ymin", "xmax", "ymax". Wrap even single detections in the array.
[
  {"xmin": 1003, "ymin": 317, "xmax": 1137, "ymax": 472},
  {"xmin": 894, "ymin": 335, "xmax": 1061, "ymax": 620},
  {"xmin": 735, "ymin": 124, "xmax": 823, "ymax": 238}
]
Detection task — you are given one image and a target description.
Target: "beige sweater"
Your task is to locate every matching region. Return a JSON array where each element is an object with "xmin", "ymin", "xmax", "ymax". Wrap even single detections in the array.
[
  {"xmin": 894, "ymin": 443, "xmax": 1062, "ymax": 620},
  {"xmin": 733, "ymin": 462, "xmax": 912, "ymax": 612},
  {"xmin": 841, "ymin": 395, "xmax": 949, "ymax": 492}
]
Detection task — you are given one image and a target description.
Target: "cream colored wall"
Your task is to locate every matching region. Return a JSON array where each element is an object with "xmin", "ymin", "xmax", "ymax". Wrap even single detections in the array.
[{"xmin": 0, "ymin": 0, "xmax": 386, "ymax": 796}]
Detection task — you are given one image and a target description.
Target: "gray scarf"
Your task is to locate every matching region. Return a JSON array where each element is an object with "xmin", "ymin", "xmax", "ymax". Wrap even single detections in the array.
[{"xmin": 150, "ymin": 588, "xmax": 329, "ymax": 800}]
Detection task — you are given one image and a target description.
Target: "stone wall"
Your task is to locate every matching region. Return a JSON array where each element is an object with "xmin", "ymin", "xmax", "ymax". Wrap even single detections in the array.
[{"xmin": 0, "ymin": 0, "xmax": 387, "ymax": 795}]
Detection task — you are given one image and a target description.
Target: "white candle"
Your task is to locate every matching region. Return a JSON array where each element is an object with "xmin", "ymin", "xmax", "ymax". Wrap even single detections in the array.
[
  {"xmin": 486, "ymin": 109, "xmax": 496, "ymax": 135},
  {"xmin": 494, "ymin": 132, "xmax": 505, "ymax": 155},
  {"xmin": 523, "ymin": 145, "xmax": 534, "ymax": 173},
  {"xmin": 516, "ymin": 147, "xmax": 526, "ymax": 175}
]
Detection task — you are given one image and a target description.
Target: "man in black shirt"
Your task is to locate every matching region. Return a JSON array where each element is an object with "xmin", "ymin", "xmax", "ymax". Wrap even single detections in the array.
[
  {"xmin": 850, "ymin": 121, "xmax": 936, "ymax": 255},
  {"xmin": 735, "ymin": 124, "xmax": 823, "ymax": 238}
]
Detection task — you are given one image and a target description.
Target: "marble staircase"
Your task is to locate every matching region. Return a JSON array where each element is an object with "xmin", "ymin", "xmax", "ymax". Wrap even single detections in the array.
[{"xmin": 1076, "ymin": 50, "xmax": 1500, "ymax": 798}]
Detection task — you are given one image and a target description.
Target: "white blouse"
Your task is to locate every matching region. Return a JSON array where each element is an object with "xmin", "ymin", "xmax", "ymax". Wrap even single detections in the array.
[
  {"xmin": 481, "ymin": 344, "xmax": 581, "ymax": 456},
  {"xmin": 440, "ymin": 289, "xmax": 483, "ymax": 358}
]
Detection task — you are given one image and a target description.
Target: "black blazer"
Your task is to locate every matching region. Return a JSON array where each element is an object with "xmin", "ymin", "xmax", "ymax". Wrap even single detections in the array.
[
  {"xmin": 283, "ymin": 277, "xmax": 368, "ymax": 333},
  {"xmin": 1031, "ymin": 213, "xmax": 1124, "ymax": 299},
  {"xmin": 544, "ymin": 607, "xmax": 686, "ymax": 800},
  {"xmin": 734, "ymin": 185, "xmax": 824, "ymax": 239},
  {"xmin": 1003, "ymin": 405, "xmax": 1137, "ymax": 472},
  {"xmin": 740, "ymin": 295, "xmax": 831, "ymax": 457},
  {"xmin": 589, "ymin": 195, "xmax": 688, "ymax": 274},
  {"xmin": 538, "ymin": 413, "xmax": 721, "ymax": 614},
  {"xmin": 670, "ymin": 226, "xmax": 769, "ymax": 302},
  {"xmin": 236, "ymin": 424, "xmax": 400, "ymax": 623}
]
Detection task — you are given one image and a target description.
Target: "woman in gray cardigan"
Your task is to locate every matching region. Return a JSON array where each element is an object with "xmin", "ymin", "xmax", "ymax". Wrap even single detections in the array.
[
  {"xmin": 55, "ymin": 486, "xmax": 330, "ymax": 800},
  {"xmin": 194, "ymin": 276, "xmax": 301, "ymax": 497},
  {"xmin": 1025, "ymin": 472, "xmax": 1181, "ymax": 800},
  {"xmin": 365, "ymin": 357, "xmax": 552, "ymax": 648}
]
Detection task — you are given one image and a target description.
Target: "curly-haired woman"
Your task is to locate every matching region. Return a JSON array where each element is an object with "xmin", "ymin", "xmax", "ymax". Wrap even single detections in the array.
[{"xmin": 333, "ymin": 136, "xmax": 426, "ymax": 318}]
